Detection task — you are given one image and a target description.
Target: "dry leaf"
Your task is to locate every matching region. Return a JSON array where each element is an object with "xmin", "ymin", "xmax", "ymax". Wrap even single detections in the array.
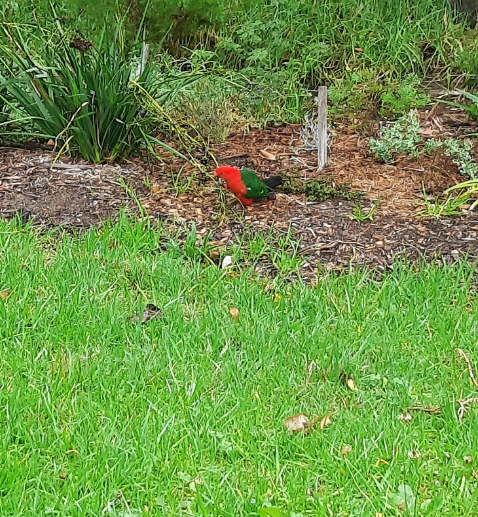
[
  {"xmin": 398, "ymin": 412, "xmax": 412, "ymax": 424},
  {"xmin": 221, "ymin": 255, "xmax": 233, "ymax": 269},
  {"xmin": 341, "ymin": 444, "xmax": 352, "ymax": 456},
  {"xmin": 229, "ymin": 307, "xmax": 240, "ymax": 321},
  {"xmin": 354, "ymin": 47, "xmax": 363, "ymax": 52},
  {"xmin": 208, "ymin": 249, "xmax": 221, "ymax": 262},
  {"xmin": 259, "ymin": 150, "xmax": 277, "ymax": 161},
  {"xmin": 0, "ymin": 289, "xmax": 12, "ymax": 300},
  {"xmin": 375, "ymin": 458, "xmax": 390, "ymax": 466},
  {"xmin": 319, "ymin": 412, "xmax": 333, "ymax": 430},
  {"xmin": 408, "ymin": 450, "xmax": 421, "ymax": 460},
  {"xmin": 130, "ymin": 304, "xmax": 163, "ymax": 324},
  {"xmin": 338, "ymin": 367, "xmax": 358, "ymax": 391},
  {"xmin": 347, "ymin": 378, "xmax": 359, "ymax": 391},
  {"xmin": 285, "ymin": 413, "xmax": 309, "ymax": 432},
  {"xmin": 464, "ymin": 456, "xmax": 473, "ymax": 463},
  {"xmin": 59, "ymin": 473, "xmax": 67, "ymax": 480}
]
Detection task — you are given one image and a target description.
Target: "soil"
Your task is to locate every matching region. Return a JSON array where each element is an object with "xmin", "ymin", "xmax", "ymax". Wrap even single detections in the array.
[{"xmin": 1, "ymin": 106, "xmax": 478, "ymax": 279}]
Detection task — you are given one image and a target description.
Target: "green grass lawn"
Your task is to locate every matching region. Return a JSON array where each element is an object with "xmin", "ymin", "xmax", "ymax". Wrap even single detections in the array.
[{"xmin": 1, "ymin": 217, "xmax": 478, "ymax": 516}]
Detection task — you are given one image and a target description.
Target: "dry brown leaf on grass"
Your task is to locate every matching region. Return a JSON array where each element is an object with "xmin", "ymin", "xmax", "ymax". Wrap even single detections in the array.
[
  {"xmin": 458, "ymin": 397, "xmax": 478, "ymax": 424},
  {"xmin": 319, "ymin": 412, "xmax": 333, "ymax": 430},
  {"xmin": 229, "ymin": 307, "xmax": 240, "ymax": 321},
  {"xmin": 130, "ymin": 304, "xmax": 163, "ymax": 324},
  {"xmin": 407, "ymin": 405, "xmax": 441, "ymax": 415},
  {"xmin": 284, "ymin": 413, "xmax": 324, "ymax": 435},
  {"xmin": 455, "ymin": 348, "xmax": 478, "ymax": 423},
  {"xmin": 259, "ymin": 150, "xmax": 277, "ymax": 161},
  {"xmin": 285, "ymin": 413, "xmax": 310, "ymax": 432},
  {"xmin": 338, "ymin": 367, "xmax": 359, "ymax": 392},
  {"xmin": 346, "ymin": 378, "xmax": 359, "ymax": 392},
  {"xmin": 340, "ymin": 444, "xmax": 352, "ymax": 456},
  {"xmin": 0, "ymin": 289, "xmax": 12, "ymax": 300},
  {"xmin": 398, "ymin": 412, "xmax": 413, "ymax": 425},
  {"xmin": 407, "ymin": 449, "xmax": 421, "ymax": 460}
]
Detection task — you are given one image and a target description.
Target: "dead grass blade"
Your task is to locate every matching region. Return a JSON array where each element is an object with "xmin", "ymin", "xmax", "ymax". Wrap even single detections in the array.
[
  {"xmin": 456, "ymin": 348, "xmax": 478, "ymax": 389},
  {"xmin": 458, "ymin": 397, "xmax": 478, "ymax": 424}
]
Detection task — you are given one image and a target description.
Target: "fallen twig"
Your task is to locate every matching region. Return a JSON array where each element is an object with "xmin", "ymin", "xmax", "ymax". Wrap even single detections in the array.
[{"xmin": 406, "ymin": 405, "xmax": 441, "ymax": 415}]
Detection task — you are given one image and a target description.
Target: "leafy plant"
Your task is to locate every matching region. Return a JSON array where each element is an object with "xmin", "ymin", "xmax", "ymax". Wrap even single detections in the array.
[
  {"xmin": 369, "ymin": 110, "xmax": 478, "ymax": 178},
  {"xmin": 443, "ymin": 138, "xmax": 478, "ymax": 179},
  {"xmin": 369, "ymin": 111, "xmax": 422, "ymax": 163}
]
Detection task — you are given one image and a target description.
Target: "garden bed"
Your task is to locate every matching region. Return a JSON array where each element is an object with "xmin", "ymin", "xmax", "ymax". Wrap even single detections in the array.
[{"xmin": 1, "ymin": 108, "xmax": 478, "ymax": 279}]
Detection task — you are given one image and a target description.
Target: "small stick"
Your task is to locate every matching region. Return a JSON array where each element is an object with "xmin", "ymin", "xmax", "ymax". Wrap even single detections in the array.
[{"xmin": 317, "ymin": 86, "xmax": 328, "ymax": 171}]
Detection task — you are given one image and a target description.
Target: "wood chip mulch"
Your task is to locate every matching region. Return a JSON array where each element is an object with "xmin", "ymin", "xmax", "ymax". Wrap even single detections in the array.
[{"xmin": 1, "ymin": 108, "xmax": 478, "ymax": 280}]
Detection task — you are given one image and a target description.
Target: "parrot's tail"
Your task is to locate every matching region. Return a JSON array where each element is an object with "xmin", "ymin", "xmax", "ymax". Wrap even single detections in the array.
[{"xmin": 263, "ymin": 176, "xmax": 283, "ymax": 191}]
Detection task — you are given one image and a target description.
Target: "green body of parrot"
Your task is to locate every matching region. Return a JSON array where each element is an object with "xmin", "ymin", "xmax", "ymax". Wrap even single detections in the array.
[{"xmin": 215, "ymin": 166, "xmax": 283, "ymax": 206}]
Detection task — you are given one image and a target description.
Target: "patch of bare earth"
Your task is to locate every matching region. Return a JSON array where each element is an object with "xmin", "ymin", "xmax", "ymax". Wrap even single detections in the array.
[{"xmin": 1, "ymin": 108, "xmax": 478, "ymax": 279}]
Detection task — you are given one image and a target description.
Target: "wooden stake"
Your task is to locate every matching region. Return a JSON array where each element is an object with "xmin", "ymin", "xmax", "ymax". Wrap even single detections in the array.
[{"xmin": 317, "ymin": 86, "xmax": 328, "ymax": 170}]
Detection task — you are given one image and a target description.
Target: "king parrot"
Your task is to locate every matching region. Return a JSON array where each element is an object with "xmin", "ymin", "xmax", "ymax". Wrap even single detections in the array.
[{"xmin": 215, "ymin": 165, "xmax": 283, "ymax": 206}]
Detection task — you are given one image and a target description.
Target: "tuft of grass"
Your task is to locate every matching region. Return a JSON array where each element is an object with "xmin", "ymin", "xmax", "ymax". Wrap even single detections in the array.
[
  {"xmin": 419, "ymin": 184, "xmax": 472, "ymax": 218},
  {"xmin": 0, "ymin": 18, "xmax": 154, "ymax": 162},
  {"xmin": 1, "ymin": 217, "xmax": 478, "ymax": 515},
  {"xmin": 444, "ymin": 178, "xmax": 478, "ymax": 210},
  {"xmin": 174, "ymin": 76, "xmax": 244, "ymax": 144},
  {"xmin": 0, "ymin": 12, "xmax": 203, "ymax": 163},
  {"xmin": 349, "ymin": 199, "xmax": 381, "ymax": 222}
]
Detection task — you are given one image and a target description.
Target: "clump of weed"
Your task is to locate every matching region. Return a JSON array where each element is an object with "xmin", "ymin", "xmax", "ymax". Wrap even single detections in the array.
[
  {"xmin": 418, "ymin": 184, "xmax": 472, "ymax": 218},
  {"xmin": 380, "ymin": 75, "xmax": 430, "ymax": 117},
  {"xmin": 174, "ymin": 75, "xmax": 244, "ymax": 144},
  {"xmin": 280, "ymin": 169, "xmax": 307, "ymax": 195},
  {"xmin": 280, "ymin": 170, "xmax": 364, "ymax": 202},
  {"xmin": 304, "ymin": 180, "xmax": 364, "ymax": 202}
]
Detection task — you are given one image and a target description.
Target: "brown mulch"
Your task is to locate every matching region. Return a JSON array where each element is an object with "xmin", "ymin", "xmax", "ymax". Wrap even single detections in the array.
[
  {"xmin": 0, "ymin": 150, "xmax": 148, "ymax": 228},
  {"xmin": 1, "ymin": 107, "xmax": 478, "ymax": 279}
]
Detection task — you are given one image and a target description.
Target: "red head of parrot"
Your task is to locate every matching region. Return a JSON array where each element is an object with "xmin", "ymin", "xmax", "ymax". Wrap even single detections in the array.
[{"xmin": 215, "ymin": 166, "xmax": 253, "ymax": 205}]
